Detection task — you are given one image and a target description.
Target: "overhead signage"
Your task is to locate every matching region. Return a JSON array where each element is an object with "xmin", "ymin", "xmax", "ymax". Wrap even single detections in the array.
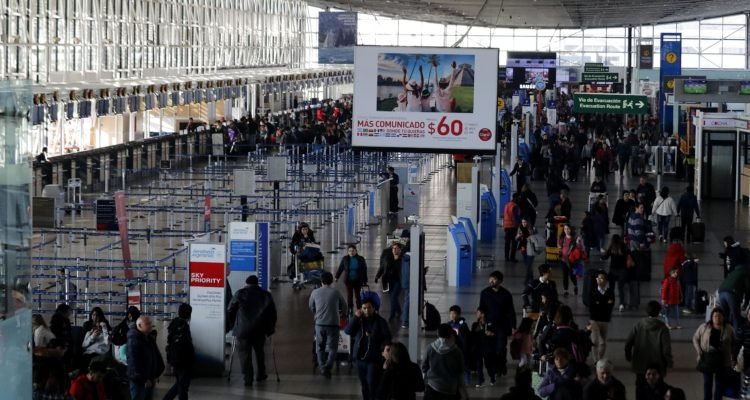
[
  {"xmin": 582, "ymin": 73, "xmax": 619, "ymax": 83},
  {"xmin": 584, "ymin": 65, "xmax": 610, "ymax": 73},
  {"xmin": 352, "ymin": 46, "xmax": 498, "ymax": 152},
  {"xmin": 188, "ymin": 243, "xmax": 226, "ymax": 376},
  {"xmin": 660, "ymin": 33, "xmax": 682, "ymax": 134},
  {"xmin": 573, "ymin": 94, "xmax": 649, "ymax": 115},
  {"xmin": 639, "ymin": 44, "xmax": 654, "ymax": 69}
]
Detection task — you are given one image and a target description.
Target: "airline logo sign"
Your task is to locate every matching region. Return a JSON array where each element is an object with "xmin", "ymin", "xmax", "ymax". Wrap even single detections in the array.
[{"xmin": 573, "ymin": 94, "xmax": 648, "ymax": 115}]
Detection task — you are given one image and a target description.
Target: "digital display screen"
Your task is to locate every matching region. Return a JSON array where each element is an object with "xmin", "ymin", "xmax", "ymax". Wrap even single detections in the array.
[
  {"xmin": 739, "ymin": 81, "xmax": 750, "ymax": 95},
  {"xmin": 683, "ymin": 80, "xmax": 707, "ymax": 94},
  {"xmin": 505, "ymin": 52, "xmax": 556, "ymax": 90}
]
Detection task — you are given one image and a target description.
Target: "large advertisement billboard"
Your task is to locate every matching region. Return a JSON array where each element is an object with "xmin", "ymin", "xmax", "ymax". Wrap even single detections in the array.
[
  {"xmin": 353, "ymin": 46, "xmax": 498, "ymax": 152},
  {"xmin": 318, "ymin": 12, "xmax": 357, "ymax": 64}
]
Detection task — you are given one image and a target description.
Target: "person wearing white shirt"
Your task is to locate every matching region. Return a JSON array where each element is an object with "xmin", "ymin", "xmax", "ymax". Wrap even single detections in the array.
[
  {"xmin": 32, "ymin": 313, "xmax": 56, "ymax": 348},
  {"xmin": 652, "ymin": 186, "xmax": 679, "ymax": 243}
]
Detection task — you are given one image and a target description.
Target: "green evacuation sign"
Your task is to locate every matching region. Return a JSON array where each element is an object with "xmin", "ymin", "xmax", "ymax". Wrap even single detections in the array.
[
  {"xmin": 573, "ymin": 94, "xmax": 649, "ymax": 115},
  {"xmin": 582, "ymin": 72, "xmax": 619, "ymax": 83}
]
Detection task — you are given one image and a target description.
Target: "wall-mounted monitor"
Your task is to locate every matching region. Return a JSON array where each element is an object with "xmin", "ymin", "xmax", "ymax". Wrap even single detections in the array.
[
  {"xmin": 739, "ymin": 81, "xmax": 750, "ymax": 95},
  {"xmin": 683, "ymin": 79, "xmax": 707, "ymax": 94},
  {"xmin": 505, "ymin": 51, "xmax": 556, "ymax": 90}
]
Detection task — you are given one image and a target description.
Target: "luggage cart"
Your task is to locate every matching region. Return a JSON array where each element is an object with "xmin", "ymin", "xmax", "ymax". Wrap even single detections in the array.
[
  {"xmin": 292, "ymin": 259, "xmax": 323, "ymax": 291},
  {"xmin": 545, "ymin": 216, "xmax": 567, "ymax": 263}
]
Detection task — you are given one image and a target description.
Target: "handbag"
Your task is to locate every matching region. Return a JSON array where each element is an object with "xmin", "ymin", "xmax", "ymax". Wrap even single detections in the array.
[{"xmin": 696, "ymin": 350, "xmax": 724, "ymax": 373}]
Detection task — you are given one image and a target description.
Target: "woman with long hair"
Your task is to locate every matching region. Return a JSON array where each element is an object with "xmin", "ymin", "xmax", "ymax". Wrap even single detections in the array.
[
  {"xmin": 652, "ymin": 186, "xmax": 678, "ymax": 243},
  {"xmin": 377, "ymin": 341, "xmax": 425, "ymax": 400},
  {"xmin": 601, "ymin": 235, "xmax": 628, "ymax": 312},
  {"xmin": 558, "ymin": 224, "xmax": 583, "ymax": 296},
  {"xmin": 692, "ymin": 308, "xmax": 735, "ymax": 400}
]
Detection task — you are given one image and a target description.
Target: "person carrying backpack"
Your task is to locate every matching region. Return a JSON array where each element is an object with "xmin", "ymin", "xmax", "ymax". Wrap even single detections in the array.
[{"xmin": 164, "ymin": 303, "xmax": 195, "ymax": 400}]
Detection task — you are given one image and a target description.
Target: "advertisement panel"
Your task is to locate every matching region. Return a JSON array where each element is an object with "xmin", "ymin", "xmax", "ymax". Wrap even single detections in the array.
[
  {"xmin": 353, "ymin": 46, "xmax": 498, "ymax": 152},
  {"xmin": 189, "ymin": 243, "xmax": 226, "ymax": 376},
  {"xmin": 318, "ymin": 12, "xmax": 357, "ymax": 64}
]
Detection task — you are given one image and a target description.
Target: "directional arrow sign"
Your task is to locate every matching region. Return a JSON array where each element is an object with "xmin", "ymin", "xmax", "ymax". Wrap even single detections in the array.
[
  {"xmin": 573, "ymin": 94, "xmax": 649, "ymax": 115},
  {"xmin": 582, "ymin": 72, "xmax": 619, "ymax": 83}
]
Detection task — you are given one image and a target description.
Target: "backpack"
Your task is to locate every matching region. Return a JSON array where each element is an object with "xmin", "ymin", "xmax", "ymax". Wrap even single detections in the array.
[
  {"xmin": 570, "ymin": 329, "xmax": 593, "ymax": 364},
  {"xmin": 111, "ymin": 319, "xmax": 129, "ymax": 346},
  {"xmin": 423, "ymin": 302, "xmax": 441, "ymax": 331},
  {"xmin": 166, "ymin": 320, "xmax": 193, "ymax": 367}
]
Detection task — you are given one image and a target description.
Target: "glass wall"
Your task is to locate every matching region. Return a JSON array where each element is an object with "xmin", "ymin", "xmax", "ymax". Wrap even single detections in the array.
[
  {"xmin": 0, "ymin": 81, "xmax": 33, "ymax": 399},
  {"xmin": 305, "ymin": 7, "xmax": 748, "ymax": 70}
]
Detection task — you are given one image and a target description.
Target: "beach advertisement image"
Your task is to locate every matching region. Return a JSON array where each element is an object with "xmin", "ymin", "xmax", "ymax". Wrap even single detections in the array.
[
  {"xmin": 318, "ymin": 12, "xmax": 357, "ymax": 64},
  {"xmin": 376, "ymin": 53, "xmax": 475, "ymax": 113},
  {"xmin": 353, "ymin": 46, "xmax": 497, "ymax": 152}
]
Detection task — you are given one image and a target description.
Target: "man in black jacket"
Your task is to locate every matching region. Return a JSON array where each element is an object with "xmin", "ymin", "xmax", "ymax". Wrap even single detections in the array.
[
  {"xmin": 589, "ymin": 270, "xmax": 615, "ymax": 362},
  {"xmin": 227, "ymin": 275, "xmax": 277, "ymax": 387},
  {"xmin": 127, "ymin": 315, "xmax": 165, "ymax": 400},
  {"xmin": 478, "ymin": 270, "xmax": 516, "ymax": 377},
  {"xmin": 522, "ymin": 264, "xmax": 558, "ymax": 312},
  {"xmin": 345, "ymin": 298, "xmax": 391, "ymax": 400},
  {"xmin": 164, "ymin": 303, "xmax": 195, "ymax": 400}
]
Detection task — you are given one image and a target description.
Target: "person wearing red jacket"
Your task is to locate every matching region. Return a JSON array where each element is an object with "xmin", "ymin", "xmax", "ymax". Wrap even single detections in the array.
[
  {"xmin": 661, "ymin": 267, "xmax": 683, "ymax": 330},
  {"xmin": 69, "ymin": 360, "xmax": 107, "ymax": 400},
  {"xmin": 663, "ymin": 241, "xmax": 687, "ymax": 278}
]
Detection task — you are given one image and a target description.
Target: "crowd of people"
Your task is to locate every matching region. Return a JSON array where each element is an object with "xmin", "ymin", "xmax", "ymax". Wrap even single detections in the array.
[{"xmin": 188, "ymin": 98, "xmax": 354, "ymax": 154}]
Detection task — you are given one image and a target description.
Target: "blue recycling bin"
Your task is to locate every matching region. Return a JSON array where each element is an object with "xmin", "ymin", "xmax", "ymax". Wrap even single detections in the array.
[
  {"xmin": 448, "ymin": 224, "xmax": 473, "ymax": 287},
  {"xmin": 479, "ymin": 191, "xmax": 497, "ymax": 243},
  {"xmin": 499, "ymin": 169, "xmax": 512, "ymax": 212}
]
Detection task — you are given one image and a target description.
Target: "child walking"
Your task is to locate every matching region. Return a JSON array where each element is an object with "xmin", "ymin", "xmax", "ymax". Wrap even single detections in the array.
[
  {"xmin": 661, "ymin": 266, "xmax": 683, "ymax": 329},
  {"xmin": 471, "ymin": 307, "xmax": 497, "ymax": 387},
  {"xmin": 510, "ymin": 317, "xmax": 535, "ymax": 370}
]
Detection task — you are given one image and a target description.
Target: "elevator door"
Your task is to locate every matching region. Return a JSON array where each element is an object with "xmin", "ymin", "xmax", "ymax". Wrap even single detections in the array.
[{"xmin": 707, "ymin": 142, "xmax": 735, "ymax": 199}]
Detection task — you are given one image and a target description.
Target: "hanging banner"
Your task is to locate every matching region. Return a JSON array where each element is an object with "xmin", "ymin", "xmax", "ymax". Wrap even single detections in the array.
[
  {"xmin": 659, "ymin": 33, "xmax": 682, "ymax": 134},
  {"xmin": 318, "ymin": 12, "xmax": 357, "ymax": 64},
  {"xmin": 639, "ymin": 45, "xmax": 654, "ymax": 69},
  {"xmin": 189, "ymin": 243, "xmax": 226, "ymax": 376},
  {"xmin": 114, "ymin": 191, "xmax": 134, "ymax": 279},
  {"xmin": 353, "ymin": 46, "xmax": 498, "ymax": 153}
]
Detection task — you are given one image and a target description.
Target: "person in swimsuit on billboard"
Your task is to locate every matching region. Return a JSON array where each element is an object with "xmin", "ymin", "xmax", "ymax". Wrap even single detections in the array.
[
  {"xmin": 432, "ymin": 60, "xmax": 458, "ymax": 113},
  {"xmin": 402, "ymin": 65, "xmax": 424, "ymax": 112}
]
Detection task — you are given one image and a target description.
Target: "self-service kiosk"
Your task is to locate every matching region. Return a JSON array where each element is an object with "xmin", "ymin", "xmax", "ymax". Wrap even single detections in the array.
[
  {"xmin": 479, "ymin": 190, "xmax": 497, "ymax": 242},
  {"xmin": 447, "ymin": 221, "xmax": 473, "ymax": 287},
  {"xmin": 457, "ymin": 217, "xmax": 477, "ymax": 271}
]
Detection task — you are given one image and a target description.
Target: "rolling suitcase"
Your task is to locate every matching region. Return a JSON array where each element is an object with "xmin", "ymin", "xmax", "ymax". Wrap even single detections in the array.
[{"xmin": 691, "ymin": 219, "xmax": 706, "ymax": 243}]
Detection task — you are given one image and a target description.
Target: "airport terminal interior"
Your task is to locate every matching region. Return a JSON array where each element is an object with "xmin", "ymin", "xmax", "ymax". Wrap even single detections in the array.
[{"xmin": 3, "ymin": 0, "xmax": 750, "ymax": 399}]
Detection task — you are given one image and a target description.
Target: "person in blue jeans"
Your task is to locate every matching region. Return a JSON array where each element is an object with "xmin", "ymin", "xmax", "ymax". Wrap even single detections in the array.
[
  {"xmin": 375, "ymin": 242, "xmax": 404, "ymax": 323},
  {"xmin": 718, "ymin": 266, "xmax": 750, "ymax": 333},
  {"xmin": 345, "ymin": 299, "xmax": 391, "ymax": 400}
]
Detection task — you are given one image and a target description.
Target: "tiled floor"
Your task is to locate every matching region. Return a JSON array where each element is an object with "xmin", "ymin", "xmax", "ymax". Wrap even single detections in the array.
[{"xmin": 34, "ymin": 155, "xmax": 749, "ymax": 399}]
